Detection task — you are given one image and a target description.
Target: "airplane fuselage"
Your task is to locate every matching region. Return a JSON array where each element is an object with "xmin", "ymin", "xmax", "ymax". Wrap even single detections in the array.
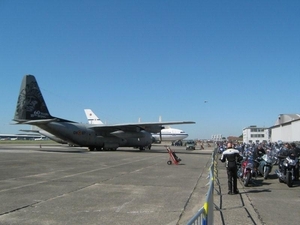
[
  {"xmin": 152, "ymin": 128, "xmax": 188, "ymax": 142},
  {"xmin": 38, "ymin": 129, "xmax": 68, "ymax": 144},
  {"xmin": 38, "ymin": 122, "xmax": 152, "ymax": 149}
]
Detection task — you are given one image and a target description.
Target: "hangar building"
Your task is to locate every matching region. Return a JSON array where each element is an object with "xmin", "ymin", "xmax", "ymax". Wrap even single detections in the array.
[{"xmin": 270, "ymin": 114, "xmax": 300, "ymax": 143}]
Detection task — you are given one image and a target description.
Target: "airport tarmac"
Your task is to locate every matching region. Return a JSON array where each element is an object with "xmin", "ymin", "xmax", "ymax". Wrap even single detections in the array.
[{"xmin": 0, "ymin": 143, "xmax": 214, "ymax": 225}]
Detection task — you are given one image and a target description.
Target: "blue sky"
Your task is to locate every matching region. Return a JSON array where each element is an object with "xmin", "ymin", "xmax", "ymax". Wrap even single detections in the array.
[{"xmin": 0, "ymin": 0, "xmax": 299, "ymax": 139}]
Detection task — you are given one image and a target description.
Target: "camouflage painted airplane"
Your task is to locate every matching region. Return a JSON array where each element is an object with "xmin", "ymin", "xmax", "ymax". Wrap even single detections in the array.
[{"xmin": 13, "ymin": 75, "xmax": 195, "ymax": 151}]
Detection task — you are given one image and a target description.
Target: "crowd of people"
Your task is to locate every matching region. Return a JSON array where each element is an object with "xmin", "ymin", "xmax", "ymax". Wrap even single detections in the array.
[{"xmin": 218, "ymin": 141, "xmax": 300, "ymax": 194}]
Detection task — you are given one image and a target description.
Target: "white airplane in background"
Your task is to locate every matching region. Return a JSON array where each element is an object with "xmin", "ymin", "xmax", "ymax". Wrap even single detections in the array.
[
  {"xmin": 151, "ymin": 116, "xmax": 189, "ymax": 142},
  {"xmin": 84, "ymin": 109, "xmax": 189, "ymax": 143},
  {"xmin": 151, "ymin": 127, "xmax": 188, "ymax": 142},
  {"xmin": 84, "ymin": 109, "xmax": 104, "ymax": 125}
]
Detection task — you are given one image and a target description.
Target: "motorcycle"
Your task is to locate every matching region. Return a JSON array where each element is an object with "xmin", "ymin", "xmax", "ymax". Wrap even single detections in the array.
[
  {"xmin": 218, "ymin": 146, "xmax": 225, "ymax": 154},
  {"xmin": 238, "ymin": 155, "xmax": 255, "ymax": 187},
  {"xmin": 271, "ymin": 146, "xmax": 282, "ymax": 165},
  {"xmin": 256, "ymin": 153, "xmax": 275, "ymax": 179},
  {"xmin": 275, "ymin": 156, "xmax": 299, "ymax": 187}
]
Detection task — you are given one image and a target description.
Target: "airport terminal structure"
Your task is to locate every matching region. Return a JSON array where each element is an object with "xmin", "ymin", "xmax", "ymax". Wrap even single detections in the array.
[{"xmin": 269, "ymin": 114, "xmax": 300, "ymax": 143}]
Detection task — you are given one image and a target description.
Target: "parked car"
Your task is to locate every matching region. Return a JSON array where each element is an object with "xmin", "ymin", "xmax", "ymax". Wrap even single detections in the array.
[{"xmin": 186, "ymin": 140, "xmax": 196, "ymax": 150}]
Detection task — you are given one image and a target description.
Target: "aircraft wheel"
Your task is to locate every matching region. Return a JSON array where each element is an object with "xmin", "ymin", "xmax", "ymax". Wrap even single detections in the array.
[{"xmin": 167, "ymin": 161, "xmax": 172, "ymax": 165}]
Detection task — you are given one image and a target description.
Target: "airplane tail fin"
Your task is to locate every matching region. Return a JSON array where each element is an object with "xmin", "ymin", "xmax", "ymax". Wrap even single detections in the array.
[
  {"xmin": 84, "ymin": 109, "xmax": 104, "ymax": 124},
  {"xmin": 159, "ymin": 116, "xmax": 170, "ymax": 129},
  {"xmin": 14, "ymin": 75, "xmax": 53, "ymax": 123}
]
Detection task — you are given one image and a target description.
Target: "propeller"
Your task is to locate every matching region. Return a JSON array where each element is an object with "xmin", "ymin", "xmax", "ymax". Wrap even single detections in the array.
[
  {"xmin": 159, "ymin": 126, "xmax": 164, "ymax": 143},
  {"xmin": 159, "ymin": 130, "xmax": 162, "ymax": 142}
]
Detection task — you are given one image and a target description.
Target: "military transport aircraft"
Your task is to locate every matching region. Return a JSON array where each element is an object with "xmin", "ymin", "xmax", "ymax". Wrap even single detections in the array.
[{"xmin": 13, "ymin": 75, "xmax": 195, "ymax": 151}]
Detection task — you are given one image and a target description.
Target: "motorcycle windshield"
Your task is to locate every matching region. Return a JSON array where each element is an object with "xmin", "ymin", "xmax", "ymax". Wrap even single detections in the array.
[
  {"xmin": 262, "ymin": 154, "xmax": 274, "ymax": 164},
  {"xmin": 262, "ymin": 154, "xmax": 268, "ymax": 161}
]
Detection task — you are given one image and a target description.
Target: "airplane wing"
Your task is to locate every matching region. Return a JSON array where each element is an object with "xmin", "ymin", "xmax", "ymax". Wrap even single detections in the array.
[
  {"xmin": 83, "ymin": 109, "xmax": 195, "ymax": 138},
  {"xmin": 89, "ymin": 121, "xmax": 195, "ymax": 134}
]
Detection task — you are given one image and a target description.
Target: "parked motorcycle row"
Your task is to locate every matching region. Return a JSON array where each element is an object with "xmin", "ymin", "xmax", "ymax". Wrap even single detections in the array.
[{"xmin": 218, "ymin": 142, "xmax": 300, "ymax": 188}]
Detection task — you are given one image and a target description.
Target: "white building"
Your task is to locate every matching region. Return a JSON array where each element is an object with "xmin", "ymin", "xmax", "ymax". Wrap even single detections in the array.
[
  {"xmin": 243, "ymin": 126, "xmax": 270, "ymax": 144},
  {"xmin": 270, "ymin": 114, "xmax": 300, "ymax": 143}
]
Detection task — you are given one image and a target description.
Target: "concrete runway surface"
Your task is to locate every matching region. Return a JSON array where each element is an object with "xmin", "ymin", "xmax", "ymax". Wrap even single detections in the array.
[{"xmin": 0, "ymin": 144, "xmax": 213, "ymax": 225}]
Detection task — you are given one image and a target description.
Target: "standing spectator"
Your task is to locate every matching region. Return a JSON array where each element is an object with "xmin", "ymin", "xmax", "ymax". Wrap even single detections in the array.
[{"xmin": 220, "ymin": 142, "xmax": 243, "ymax": 195}]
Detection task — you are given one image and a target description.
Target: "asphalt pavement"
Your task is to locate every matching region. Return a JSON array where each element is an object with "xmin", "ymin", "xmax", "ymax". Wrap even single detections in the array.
[
  {"xmin": 0, "ymin": 143, "xmax": 213, "ymax": 225},
  {"xmin": 1, "ymin": 143, "xmax": 299, "ymax": 225},
  {"xmin": 213, "ymin": 159, "xmax": 262, "ymax": 225}
]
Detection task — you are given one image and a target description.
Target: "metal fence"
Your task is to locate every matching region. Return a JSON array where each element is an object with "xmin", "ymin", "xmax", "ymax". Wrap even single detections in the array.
[{"xmin": 186, "ymin": 148, "xmax": 217, "ymax": 225}]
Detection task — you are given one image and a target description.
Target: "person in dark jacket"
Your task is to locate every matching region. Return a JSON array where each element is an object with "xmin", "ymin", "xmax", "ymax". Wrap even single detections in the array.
[
  {"xmin": 278, "ymin": 143, "xmax": 296, "ymax": 171},
  {"xmin": 253, "ymin": 144, "xmax": 266, "ymax": 171},
  {"xmin": 220, "ymin": 142, "xmax": 243, "ymax": 195},
  {"xmin": 253, "ymin": 144, "xmax": 266, "ymax": 159}
]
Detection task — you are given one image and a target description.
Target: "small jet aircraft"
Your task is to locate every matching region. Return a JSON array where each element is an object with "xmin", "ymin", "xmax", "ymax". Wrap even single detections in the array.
[
  {"xmin": 84, "ymin": 109, "xmax": 189, "ymax": 143},
  {"xmin": 13, "ymin": 75, "xmax": 195, "ymax": 151}
]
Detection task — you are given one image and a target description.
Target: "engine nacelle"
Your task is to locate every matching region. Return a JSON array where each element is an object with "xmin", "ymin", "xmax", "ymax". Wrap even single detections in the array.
[{"xmin": 120, "ymin": 131, "xmax": 152, "ymax": 147}]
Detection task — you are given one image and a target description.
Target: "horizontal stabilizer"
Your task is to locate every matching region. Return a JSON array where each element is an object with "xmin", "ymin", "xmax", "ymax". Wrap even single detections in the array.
[{"xmin": 15, "ymin": 118, "xmax": 59, "ymax": 125}]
